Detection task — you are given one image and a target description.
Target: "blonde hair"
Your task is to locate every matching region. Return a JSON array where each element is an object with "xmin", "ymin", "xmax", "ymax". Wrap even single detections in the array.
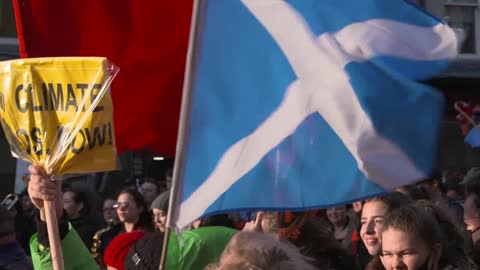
[{"xmin": 208, "ymin": 231, "xmax": 316, "ymax": 270}]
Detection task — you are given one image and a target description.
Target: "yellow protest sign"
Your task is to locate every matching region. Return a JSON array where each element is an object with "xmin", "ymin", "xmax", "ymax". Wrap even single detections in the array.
[{"xmin": 0, "ymin": 57, "xmax": 119, "ymax": 176}]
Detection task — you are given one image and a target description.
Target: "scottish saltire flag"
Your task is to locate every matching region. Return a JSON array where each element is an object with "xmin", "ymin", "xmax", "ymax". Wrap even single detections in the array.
[{"xmin": 172, "ymin": 0, "xmax": 460, "ymax": 229}]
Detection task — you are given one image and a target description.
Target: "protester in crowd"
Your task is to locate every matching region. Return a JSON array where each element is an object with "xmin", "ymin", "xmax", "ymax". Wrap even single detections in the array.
[
  {"xmin": 96, "ymin": 188, "xmax": 153, "ymax": 264},
  {"xmin": 344, "ymin": 201, "xmax": 370, "ymax": 269},
  {"xmin": 165, "ymin": 168, "xmax": 173, "ymax": 190},
  {"xmin": 151, "ymin": 191, "xmax": 169, "ymax": 232},
  {"xmin": 91, "ymin": 189, "xmax": 154, "ymax": 268},
  {"xmin": 206, "ymin": 231, "xmax": 317, "ymax": 270},
  {"xmin": 244, "ymin": 211, "xmax": 357, "ymax": 270},
  {"xmin": 463, "ymin": 193, "xmax": 480, "ymax": 266},
  {"xmin": 15, "ymin": 190, "xmax": 37, "ymax": 256},
  {"xmin": 125, "ymin": 225, "xmax": 236, "ymax": 269},
  {"xmin": 360, "ymin": 192, "xmax": 412, "ymax": 269},
  {"xmin": 103, "ymin": 198, "xmax": 118, "ymax": 224},
  {"xmin": 115, "ymin": 188, "xmax": 153, "ymax": 233},
  {"xmin": 463, "ymin": 168, "xmax": 480, "ymax": 193},
  {"xmin": 444, "ymin": 176, "xmax": 464, "ymax": 203},
  {"xmin": 285, "ymin": 213, "xmax": 358, "ymax": 270},
  {"xmin": 63, "ymin": 187, "xmax": 103, "ymax": 249},
  {"xmin": 104, "ymin": 231, "xmax": 146, "ymax": 270},
  {"xmin": 150, "ymin": 191, "xmax": 234, "ymax": 241},
  {"xmin": 396, "ymin": 184, "xmax": 430, "ymax": 201},
  {"xmin": 349, "ymin": 200, "xmax": 364, "ymax": 226},
  {"xmin": 376, "ymin": 204, "xmax": 467, "ymax": 270},
  {"xmin": 187, "ymin": 213, "xmax": 237, "ymax": 231},
  {"xmin": 416, "ymin": 200, "xmax": 478, "ymax": 270},
  {"xmin": 326, "ymin": 205, "xmax": 357, "ymax": 252},
  {"xmin": 197, "ymin": 214, "xmax": 236, "ymax": 229},
  {"xmin": 140, "ymin": 179, "xmax": 159, "ymax": 207},
  {"xmin": 0, "ymin": 204, "xmax": 33, "ymax": 270},
  {"xmin": 91, "ymin": 198, "xmax": 123, "ymax": 268},
  {"xmin": 417, "ymin": 175, "xmax": 464, "ymax": 224},
  {"xmin": 20, "ymin": 191, "xmax": 34, "ymax": 214},
  {"xmin": 27, "ymin": 165, "xmax": 97, "ymax": 269},
  {"xmin": 227, "ymin": 212, "xmax": 249, "ymax": 230}
]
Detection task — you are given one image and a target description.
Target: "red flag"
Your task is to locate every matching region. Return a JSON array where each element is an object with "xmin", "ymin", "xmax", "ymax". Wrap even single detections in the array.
[{"xmin": 13, "ymin": 0, "xmax": 193, "ymax": 156}]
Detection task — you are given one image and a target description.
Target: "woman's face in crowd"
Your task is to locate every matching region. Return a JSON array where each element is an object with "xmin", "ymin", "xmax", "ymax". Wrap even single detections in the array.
[
  {"xmin": 326, "ymin": 206, "xmax": 347, "ymax": 225},
  {"xmin": 63, "ymin": 191, "xmax": 82, "ymax": 219},
  {"xmin": 153, "ymin": 208, "xmax": 167, "ymax": 232},
  {"xmin": 360, "ymin": 200, "xmax": 387, "ymax": 255},
  {"xmin": 21, "ymin": 194, "xmax": 33, "ymax": 212},
  {"xmin": 140, "ymin": 182, "xmax": 158, "ymax": 204},
  {"xmin": 116, "ymin": 193, "xmax": 142, "ymax": 224},
  {"xmin": 103, "ymin": 199, "xmax": 118, "ymax": 223},
  {"xmin": 380, "ymin": 228, "xmax": 434, "ymax": 270}
]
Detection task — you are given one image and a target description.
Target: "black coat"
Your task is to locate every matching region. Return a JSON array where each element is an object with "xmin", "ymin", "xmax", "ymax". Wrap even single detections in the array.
[{"xmin": 69, "ymin": 215, "xmax": 104, "ymax": 249}]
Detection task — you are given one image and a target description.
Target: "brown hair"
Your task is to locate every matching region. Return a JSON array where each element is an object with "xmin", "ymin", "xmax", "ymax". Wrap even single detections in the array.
[
  {"xmin": 415, "ymin": 200, "xmax": 478, "ymax": 270},
  {"xmin": 382, "ymin": 205, "xmax": 443, "ymax": 257},
  {"xmin": 211, "ymin": 231, "xmax": 317, "ymax": 270},
  {"xmin": 260, "ymin": 212, "xmax": 355, "ymax": 269},
  {"xmin": 117, "ymin": 188, "xmax": 153, "ymax": 231},
  {"xmin": 365, "ymin": 192, "xmax": 412, "ymax": 212}
]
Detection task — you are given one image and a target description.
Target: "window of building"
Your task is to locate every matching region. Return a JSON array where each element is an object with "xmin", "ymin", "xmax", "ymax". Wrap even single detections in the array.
[{"xmin": 444, "ymin": 0, "xmax": 480, "ymax": 56}]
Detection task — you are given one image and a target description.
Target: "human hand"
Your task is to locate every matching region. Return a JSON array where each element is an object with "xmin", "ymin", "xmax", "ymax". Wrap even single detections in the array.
[
  {"xmin": 242, "ymin": 212, "xmax": 264, "ymax": 232},
  {"xmin": 27, "ymin": 165, "xmax": 63, "ymax": 221}
]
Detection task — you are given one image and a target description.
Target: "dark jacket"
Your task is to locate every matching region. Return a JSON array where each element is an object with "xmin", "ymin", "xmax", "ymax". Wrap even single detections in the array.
[
  {"xmin": 69, "ymin": 215, "xmax": 103, "ymax": 249},
  {"xmin": 15, "ymin": 211, "xmax": 37, "ymax": 256},
  {"xmin": 0, "ymin": 241, "xmax": 33, "ymax": 270},
  {"xmin": 30, "ymin": 213, "xmax": 97, "ymax": 270}
]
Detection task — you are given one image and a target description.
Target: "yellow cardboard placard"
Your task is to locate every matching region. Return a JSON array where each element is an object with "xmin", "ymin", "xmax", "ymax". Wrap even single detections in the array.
[{"xmin": 0, "ymin": 57, "xmax": 118, "ymax": 176}]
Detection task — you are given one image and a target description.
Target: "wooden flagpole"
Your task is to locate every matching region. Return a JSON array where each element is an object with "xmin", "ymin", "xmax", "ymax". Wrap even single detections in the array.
[
  {"xmin": 159, "ymin": 0, "xmax": 205, "ymax": 269},
  {"xmin": 44, "ymin": 200, "xmax": 65, "ymax": 270}
]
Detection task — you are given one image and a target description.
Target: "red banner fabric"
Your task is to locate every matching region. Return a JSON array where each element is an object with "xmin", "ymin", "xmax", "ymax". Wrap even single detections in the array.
[{"xmin": 13, "ymin": 0, "xmax": 193, "ymax": 155}]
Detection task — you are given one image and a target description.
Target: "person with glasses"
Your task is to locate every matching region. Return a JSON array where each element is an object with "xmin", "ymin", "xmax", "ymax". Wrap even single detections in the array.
[
  {"xmin": 114, "ymin": 188, "xmax": 153, "ymax": 233},
  {"xmin": 102, "ymin": 198, "xmax": 118, "ymax": 224},
  {"xmin": 91, "ymin": 198, "xmax": 123, "ymax": 267},
  {"xmin": 91, "ymin": 189, "xmax": 153, "ymax": 268},
  {"xmin": 62, "ymin": 187, "xmax": 103, "ymax": 249}
]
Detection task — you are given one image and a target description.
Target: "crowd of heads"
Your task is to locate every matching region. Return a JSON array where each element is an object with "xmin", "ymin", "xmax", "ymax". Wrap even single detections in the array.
[{"xmin": 5, "ymin": 168, "xmax": 480, "ymax": 270}]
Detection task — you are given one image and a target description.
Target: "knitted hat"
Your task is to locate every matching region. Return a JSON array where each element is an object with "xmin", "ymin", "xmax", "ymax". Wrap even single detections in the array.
[
  {"xmin": 104, "ymin": 231, "xmax": 146, "ymax": 270},
  {"xmin": 150, "ymin": 191, "xmax": 169, "ymax": 212},
  {"xmin": 124, "ymin": 232, "xmax": 164, "ymax": 270}
]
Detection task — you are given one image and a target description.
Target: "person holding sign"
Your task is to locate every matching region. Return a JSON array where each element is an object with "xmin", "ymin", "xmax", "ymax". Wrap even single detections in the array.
[
  {"xmin": 0, "ymin": 57, "xmax": 119, "ymax": 269},
  {"xmin": 27, "ymin": 165, "xmax": 98, "ymax": 270}
]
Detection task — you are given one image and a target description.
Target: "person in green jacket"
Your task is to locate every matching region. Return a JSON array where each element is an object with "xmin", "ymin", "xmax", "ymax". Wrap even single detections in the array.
[
  {"xmin": 27, "ymin": 165, "xmax": 98, "ymax": 270},
  {"xmin": 124, "ymin": 226, "xmax": 237, "ymax": 269}
]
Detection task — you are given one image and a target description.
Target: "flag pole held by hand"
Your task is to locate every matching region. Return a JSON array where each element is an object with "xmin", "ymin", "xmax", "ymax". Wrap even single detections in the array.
[{"xmin": 44, "ymin": 199, "xmax": 65, "ymax": 270}]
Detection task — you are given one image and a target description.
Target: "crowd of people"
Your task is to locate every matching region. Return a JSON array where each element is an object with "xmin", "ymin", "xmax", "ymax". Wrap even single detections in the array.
[{"xmin": 2, "ymin": 167, "xmax": 480, "ymax": 269}]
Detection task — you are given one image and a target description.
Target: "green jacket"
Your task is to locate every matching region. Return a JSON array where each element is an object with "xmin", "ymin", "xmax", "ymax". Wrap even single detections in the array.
[
  {"xmin": 166, "ymin": 226, "xmax": 237, "ymax": 269},
  {"xmin": 30, "ymin": 223, "xmax": 98, "ymax": 270}
]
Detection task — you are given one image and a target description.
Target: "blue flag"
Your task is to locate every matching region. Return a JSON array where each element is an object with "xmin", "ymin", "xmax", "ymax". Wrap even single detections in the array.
[
  {"xmin": 172, "ymin": 0, "xmax": 459, "ymax": 229},
  {"xmin": 466, "ymin": 128, "xmax": 480, "ymax": 148}
]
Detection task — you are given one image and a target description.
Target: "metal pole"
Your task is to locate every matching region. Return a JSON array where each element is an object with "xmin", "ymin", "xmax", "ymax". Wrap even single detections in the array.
[{"xmin": 159, "ymin": 0, "xmax": 205, "ymax": 269}]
